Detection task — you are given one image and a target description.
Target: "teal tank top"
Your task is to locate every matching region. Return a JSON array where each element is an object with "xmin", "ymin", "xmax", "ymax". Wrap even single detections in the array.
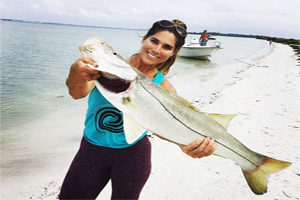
[{"xmin": 84, "ymin": 71, "xmax": 165, "ymax": 148}]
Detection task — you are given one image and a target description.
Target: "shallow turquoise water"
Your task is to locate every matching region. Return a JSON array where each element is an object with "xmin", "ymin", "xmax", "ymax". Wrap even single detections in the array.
[{"xmin": 0, "ymin": 20, "xmax": 270, "ymax": 131}]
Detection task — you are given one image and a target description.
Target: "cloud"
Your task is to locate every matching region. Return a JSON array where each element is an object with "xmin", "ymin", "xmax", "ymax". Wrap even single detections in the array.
[
  {"xmin": 42, "ymin": 0, "xmax": 66, "ymax": 15},
  {"xmin": 1, "ymin": 0, "xmax": 299, "ymax": 38}
]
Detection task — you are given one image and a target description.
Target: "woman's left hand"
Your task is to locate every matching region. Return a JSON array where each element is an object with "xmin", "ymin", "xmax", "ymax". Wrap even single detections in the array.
[{"xmin": 179, "ymin": 138, "xmax": 216, "ymax": 158}]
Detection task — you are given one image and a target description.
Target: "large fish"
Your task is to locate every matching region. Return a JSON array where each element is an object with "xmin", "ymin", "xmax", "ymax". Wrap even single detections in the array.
[{"xmin": 79, "ymin": 37, "xmax": 291, "ymax": 195}]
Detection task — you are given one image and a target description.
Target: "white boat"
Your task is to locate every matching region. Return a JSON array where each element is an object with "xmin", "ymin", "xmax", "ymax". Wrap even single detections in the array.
[
  {"xmin": 179, "ymin": 41, "xmax": 221, "ymax": 60},
  {"xmin": 179, "ymin": 35, "xmax": 222, "ymax": 59}
]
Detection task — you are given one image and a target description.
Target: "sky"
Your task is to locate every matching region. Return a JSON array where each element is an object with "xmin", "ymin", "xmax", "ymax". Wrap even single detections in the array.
[{"xmin": 1, "ymin": 0, "xmax": 300, "ymax": 39}]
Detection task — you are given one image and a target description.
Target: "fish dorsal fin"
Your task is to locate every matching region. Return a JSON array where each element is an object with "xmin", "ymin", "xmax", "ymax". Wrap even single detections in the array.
[
  {"xmin": 165, "ymin": 90, "xmax": 236, "ymax": 129},
  {"xmin": 123, "ymin": 113, "xmax": 146, "ymax": 144},
  {"xmin": 207, "ymin": 113, "xmax": 236, "ymax": 129},
  {"xmin": 163, "ymin": 91, "xmax": 201, "ymax": 111},
  {"xmin": 141, "ymin": 78, "xmax": 236, "ymax": 130},
  {"xmin": 179, "ymin": 98, "xmax": 200, "ymax": 111}
]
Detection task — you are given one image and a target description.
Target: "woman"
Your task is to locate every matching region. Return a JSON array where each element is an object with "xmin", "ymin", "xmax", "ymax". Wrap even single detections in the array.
[{"xmin": 60, "ymin": 19, "xmax": 215, "ymax": 200}]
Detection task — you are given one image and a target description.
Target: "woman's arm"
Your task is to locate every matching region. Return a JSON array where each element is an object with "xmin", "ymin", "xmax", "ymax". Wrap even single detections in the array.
[{"xmin": 66, "ymin": 57, "xmax": 101, "ymax": 99}]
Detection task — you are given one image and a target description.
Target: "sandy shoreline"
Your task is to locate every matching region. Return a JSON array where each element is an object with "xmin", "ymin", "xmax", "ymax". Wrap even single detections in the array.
[
  {"xmin": 139, "ymin": 43, "xmax": 300, "ymax": 200},
  {"xmin": 1, "ymin": 43, "xmax": 300, "ymax": 199}
]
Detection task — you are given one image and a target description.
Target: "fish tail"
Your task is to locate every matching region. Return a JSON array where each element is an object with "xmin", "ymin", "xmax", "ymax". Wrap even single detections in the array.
[{"xmin": 242, "ymin": 157, "xmax": 291, "ymax": 195}]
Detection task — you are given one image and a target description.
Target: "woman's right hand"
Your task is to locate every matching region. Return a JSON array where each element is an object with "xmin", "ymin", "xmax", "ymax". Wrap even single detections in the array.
[
  {"xmin": 66, "ymin": 57, "xmax": 101, "ymax": 99},
  {"xmin": 71, "ymin": 57, "xmax": 101, "ymax": 81}
]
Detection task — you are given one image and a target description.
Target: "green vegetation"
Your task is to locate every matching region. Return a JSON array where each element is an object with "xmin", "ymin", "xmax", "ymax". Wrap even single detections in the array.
[
  {"xmin": 189, "ymin": 31, "xmax": 300, "ymax": 45},
  {"xmin": 255, "ymin": 36, "xmax": 300, "ymax": 45}
]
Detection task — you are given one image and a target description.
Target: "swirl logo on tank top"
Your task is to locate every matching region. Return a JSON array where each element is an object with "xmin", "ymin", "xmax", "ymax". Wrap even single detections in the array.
[{"xmin": 95, "ymin": 107, "xmax": 123, "ymax": 133}]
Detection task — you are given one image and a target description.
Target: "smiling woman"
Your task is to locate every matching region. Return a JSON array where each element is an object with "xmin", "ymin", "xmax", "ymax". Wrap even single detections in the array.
[
  {"xmin": 1, "ymin": 17, "xmax": 297, "ymax": 199},
  {"xmin": 133, "ymin": 31, "xmax": 177, "ymax": 72},
  {"xmin": 60, "ymin": 19, "xmax": 216, "ymax": 200}
]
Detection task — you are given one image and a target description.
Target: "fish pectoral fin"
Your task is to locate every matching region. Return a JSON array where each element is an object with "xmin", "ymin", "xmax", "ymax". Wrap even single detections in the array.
[
  {"xmin": 207, "ymin": 113, "xmax": 237, "ymax": 129},
  {"xmin": 123, "ymin": 113, "xmax": 146, "ymax": 144},
  {"xmin": 242, "ymin": 157, "xmax": 291, "ymax": 195}
]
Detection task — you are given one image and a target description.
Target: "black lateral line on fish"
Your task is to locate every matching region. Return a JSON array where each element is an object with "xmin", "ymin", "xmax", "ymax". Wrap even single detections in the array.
[{"xmin": 140, "ymin": 81, "xmax": 258, "ymax": 167}]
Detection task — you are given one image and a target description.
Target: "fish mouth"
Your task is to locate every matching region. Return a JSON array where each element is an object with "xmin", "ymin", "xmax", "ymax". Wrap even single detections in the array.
[
  {"xmin": 79, "ymin": 46, "xmax": 93, "ymax": 54},
  {"xmin": 97, "ymin": 72, "xmax": 131, "ymax": 93}
]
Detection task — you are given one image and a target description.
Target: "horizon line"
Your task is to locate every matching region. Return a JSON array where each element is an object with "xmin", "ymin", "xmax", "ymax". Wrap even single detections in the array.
[{"xmin": 1, "ymin": 18, "xmax": 298, "ymax": 40}]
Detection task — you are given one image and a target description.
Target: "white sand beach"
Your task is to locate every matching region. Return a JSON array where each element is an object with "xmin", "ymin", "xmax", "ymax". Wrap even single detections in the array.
[
  {"xmin": 140, "ymin": 43, "xmax": 300, "ymax": 200},
  {"xmin": 1, "ymin": 43, "xmax": 300, "ymax": 200}
]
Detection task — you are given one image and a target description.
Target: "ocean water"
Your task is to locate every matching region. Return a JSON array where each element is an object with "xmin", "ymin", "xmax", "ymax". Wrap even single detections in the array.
[
  {"xmin": 0, "ymin": 20, "xmax": 271, "ymax": 179},
  {"xmin": 0, "ymin": 20, "xmax": 145, "ymax": 131},
  {"xmin": 0, "ymin": 20, "xmax": 270, "ymax": 130}
]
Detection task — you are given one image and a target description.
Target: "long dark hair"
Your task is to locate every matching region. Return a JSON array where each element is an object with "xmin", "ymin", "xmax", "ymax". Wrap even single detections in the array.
[{"xmin": 143, "ymin": 19, "xmax": 187, "ymax": 75}]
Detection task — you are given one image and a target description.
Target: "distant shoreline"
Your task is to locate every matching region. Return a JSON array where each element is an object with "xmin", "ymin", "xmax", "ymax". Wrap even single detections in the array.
[
  {"xmin": 0, "ymin": 18, "xmax": 145, "ymax": 31},
  {"xmin": 189, "ymin": 32, "xmax": 300, "ymax": 45},
  {"xmin": 2, "ymin": 18, "xmax": 299, "ymax": 58},
  {"xmin": 2, "ymin": 18, "xmax": 299, "ymax": 41}
]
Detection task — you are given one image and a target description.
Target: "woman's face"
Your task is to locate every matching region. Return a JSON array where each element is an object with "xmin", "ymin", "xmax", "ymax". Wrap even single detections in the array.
[{"xmin": 140, "ymin": 30, "xmax": 176, "ymax": 66}]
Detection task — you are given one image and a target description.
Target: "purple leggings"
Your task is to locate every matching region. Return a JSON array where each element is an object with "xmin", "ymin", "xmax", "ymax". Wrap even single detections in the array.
[{"xmin": 59, "ymin": 136, "xmax": 151, "ymax": 200}]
